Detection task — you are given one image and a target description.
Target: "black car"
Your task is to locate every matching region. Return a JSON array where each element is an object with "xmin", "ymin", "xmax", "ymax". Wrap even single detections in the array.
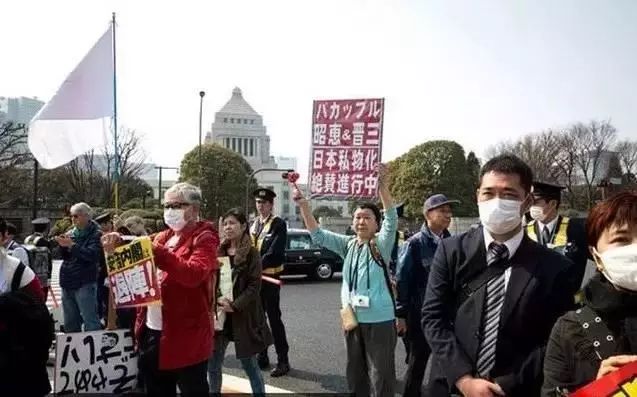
[{"xmin": 282, "ymin": 229, "xmax": 343, "ymax": 280}]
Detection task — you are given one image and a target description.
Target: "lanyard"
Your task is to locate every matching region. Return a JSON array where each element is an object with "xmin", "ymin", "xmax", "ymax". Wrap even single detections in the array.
[{"xmin": 348, "ymin": 244, "xmax": 370, "ymax": 294}]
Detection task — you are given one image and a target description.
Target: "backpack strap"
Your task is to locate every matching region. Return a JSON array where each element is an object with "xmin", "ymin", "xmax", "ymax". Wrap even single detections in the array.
[
  {"xmin": 573, "ymin": 305, "xmax": 617, "ymax": 361},
  {"xmin": 368, "ymin": 239, "xmax": 396, "ymax": 308},
  {"xmin": 11, "ymin": 262, "xmax": 26, "ymax": 292}
]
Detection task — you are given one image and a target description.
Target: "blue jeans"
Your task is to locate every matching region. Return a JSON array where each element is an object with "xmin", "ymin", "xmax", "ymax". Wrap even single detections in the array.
[
  {"xmin": 207, "ymin": 333, "xmax": 265, "ymax": 395},
  {"xmin": 62, "ymin": 282, "xmax": 102, "ymax": 332}
]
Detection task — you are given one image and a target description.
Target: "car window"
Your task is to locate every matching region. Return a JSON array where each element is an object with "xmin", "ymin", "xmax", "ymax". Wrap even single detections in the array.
[{"xmin": 288, "ymin": 234, "xmax": 312, "ymax": 250}]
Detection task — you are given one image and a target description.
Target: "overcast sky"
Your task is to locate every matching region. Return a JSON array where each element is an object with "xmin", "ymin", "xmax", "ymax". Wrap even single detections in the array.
[{"xmin": 2, "ymin": 0, "xmax": 636, "ymax": 182}]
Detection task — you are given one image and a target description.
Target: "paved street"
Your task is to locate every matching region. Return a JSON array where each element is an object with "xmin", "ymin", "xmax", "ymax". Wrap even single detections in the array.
[{"xmin": 221, "ymin": 274, "xmax": 408, "ymax": 394}]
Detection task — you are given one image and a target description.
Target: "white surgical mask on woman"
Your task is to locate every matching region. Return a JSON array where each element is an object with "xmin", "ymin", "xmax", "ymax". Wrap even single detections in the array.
[
  {"xmin": 478, "ymin": 198, "xmax": 523, "ymax": 235},
  {"xmin": 164, "ymin": 208, "xmax": 187, "ymax": 231},
  {"xmin": 595, "ymin": 243, "xmax": 637, "ymax": 291}
]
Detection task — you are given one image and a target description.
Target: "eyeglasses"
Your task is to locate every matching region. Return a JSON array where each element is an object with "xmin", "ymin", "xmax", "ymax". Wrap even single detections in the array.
[
  {"xmin": 163, "ymin": 202, "xmax": 190, "ymax": 210},
  {"xmin": 71, "ymin": 214, "xmax": 80, "ymax": 218}
]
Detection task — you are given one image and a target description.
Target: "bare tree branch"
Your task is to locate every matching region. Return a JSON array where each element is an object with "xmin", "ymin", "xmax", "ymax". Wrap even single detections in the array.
[{"xmin": 615, "ymin": 140, "xmax": 637, "ymax": 176}]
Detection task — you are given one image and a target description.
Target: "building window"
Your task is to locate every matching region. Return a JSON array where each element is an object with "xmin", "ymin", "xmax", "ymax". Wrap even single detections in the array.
[
  {"xmin": 224, "ymin": 138, "xmax": 229, "ymax": 148},
  {"xmin": 283, "ymin": 190, "xmax": 290, "ymax": 200},
  {"xmin": 230, "ymin": 118, "xmax": 234, "ymax": 123},
  {"xmin": 232, "ymin": 138, "xmax": 236, "ymax": 151},
  {"xmin": 249, "ymin": 139, "xmax": 254, "ymax": 157},
  {"xmin": 223, "ymin": 117, "xmax": 228, "ymax": 123},
  {"xmin": 243, "ymin": 119, "xmax": 247, "ymax": 124},
  {"xmin": 295, "ymin": 206, "xmax": 301, "ymax": 215},
  {"xmin": 250, "ymin": 120, "xmax": 254, "ymax": 125},
  {"xmin": 283, "ymin": 204, "xmax": 290, "ymax": 214}
]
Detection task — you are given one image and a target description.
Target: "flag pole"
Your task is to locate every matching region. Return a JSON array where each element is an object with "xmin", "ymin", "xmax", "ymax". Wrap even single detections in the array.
[
  {"xmin": 108, "ymin": 12, "xmax": 119, "ymax": 331},
  {"xmin": 112, "ymin": 12, "xmax": 119, "ymax": 212}
]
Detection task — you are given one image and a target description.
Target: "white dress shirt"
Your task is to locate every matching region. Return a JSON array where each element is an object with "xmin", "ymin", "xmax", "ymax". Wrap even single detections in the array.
[{"xmin": 483, "ymin": 227, "xmax": 524, "ymax": 292}]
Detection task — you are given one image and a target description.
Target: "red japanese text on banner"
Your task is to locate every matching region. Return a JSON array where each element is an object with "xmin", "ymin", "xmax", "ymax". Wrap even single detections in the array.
[
  {"xmin": 105, "ymin": 237, "xmax": 161, "ymax": 308},
  {"xmin": 309, "ymin": 98, "xmax": 384, "ymax": 199}
]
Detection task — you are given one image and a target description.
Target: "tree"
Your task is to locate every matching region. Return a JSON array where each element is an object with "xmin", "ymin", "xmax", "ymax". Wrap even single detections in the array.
[
  {"xmin": 0, "ymin": 122, "xmax": 29, "ymax": 167},
  {"xmin": 486, "ymin": 129, "xmax": 563, "ymax": 184},
  {"xmin": 567, "ymin": 120, "xmax": 617, "ymax": 209},
  {"xmin": 312, "ymin": 206, "xmax": 342, "ymax": 219},
  {"xmin": 179, "ymin": 143, "xmax": 258, "ymax": 219},
  {"xmin": 390, "ymin": 140, "xmax": 477, "ymax": 219},
  {"xmin": 615, "ymin": 140, "xmax": 637, "ymax": 176}
]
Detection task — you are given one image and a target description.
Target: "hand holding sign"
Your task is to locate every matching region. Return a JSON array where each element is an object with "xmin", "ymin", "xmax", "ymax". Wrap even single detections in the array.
[
  {"xmin": 101, "ymin": 232, "xmax": 123, "ymax": 255},
  {"xmin": 597, "ymin": 355, "xmax": 637, "ymax": 379}
]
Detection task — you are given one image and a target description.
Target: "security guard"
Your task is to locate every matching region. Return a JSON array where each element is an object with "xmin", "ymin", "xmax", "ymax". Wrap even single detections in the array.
[
  {"xmin": 251, "ymin": 188, "xmax": 290, "ymax": 377},
  {"xmin": 528, "ymin": 182, "xmax": 588, "ymax": 300},
  {"xmin": 25, "ymin": 217, "xmax": 53, "ymax": 299}
]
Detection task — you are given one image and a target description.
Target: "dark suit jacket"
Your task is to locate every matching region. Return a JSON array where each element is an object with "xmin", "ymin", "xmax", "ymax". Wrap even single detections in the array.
[
  {"xmin": 529, "ymin": 215, "xmax": 589, "ymax": 293},
  {"xmin": 256, "ymin": 216, "xmax": 287, "ymax": 273},
  {"xmin": 421, "ymin": 226, "xmax": 574, "ymax": 397}
]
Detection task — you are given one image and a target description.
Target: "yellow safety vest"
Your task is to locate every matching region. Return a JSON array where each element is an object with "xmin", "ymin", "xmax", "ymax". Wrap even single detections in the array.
[
  {"xmin": 526, "ymin": 216, "xmax": 570, "ymax": 250},
  {"xmin": 250, "ymin": 215, "xmax": 284, "ymax": 275},
  {"xmin": 398, "ymin": 231, "xmax": 405, "ymax": 247}
]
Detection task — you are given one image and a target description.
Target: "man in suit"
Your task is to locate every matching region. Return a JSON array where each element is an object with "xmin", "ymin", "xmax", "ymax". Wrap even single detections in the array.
[
  {"xmin": 421, "ymin": 155, "xmax": 574, "ymax": 397},
  {"xmin": 250, "ymin": 188, "xmax": 290, "ymax": 377},
  {"xmin": 527, "ymin": 181, "xmax": 589, "ymax": 296}
]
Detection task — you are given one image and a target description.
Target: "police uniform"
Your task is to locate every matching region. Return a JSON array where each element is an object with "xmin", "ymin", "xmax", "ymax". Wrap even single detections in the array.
[
  {"xmin": 250, "ymin": 188, "xmax": 290, "ymax": 376},
  {"xmin": 527, "ymin": 182, "xmax": 588, "ymax": 301}
]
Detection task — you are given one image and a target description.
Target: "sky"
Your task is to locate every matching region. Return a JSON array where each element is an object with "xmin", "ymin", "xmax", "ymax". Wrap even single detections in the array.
[{"xmin": 2, "ymin": 0, "xmax": 636, "ymax": 182}]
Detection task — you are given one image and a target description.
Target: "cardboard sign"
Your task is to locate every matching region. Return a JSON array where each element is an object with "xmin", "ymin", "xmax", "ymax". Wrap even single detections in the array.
[
  {"xmin": 106, "ymin": 237, "xmax": 161, "ymax": 308},
  {"xmin": 214, "ymin": 256, "xmax": 233, "ymax": 331},
  {"xmin": 572, "ymin": 361, "xmax": 637, "ymax": 397},
  {"xmin": 54, "ymin": 329, "xmax": 138, "ymax": 394}
]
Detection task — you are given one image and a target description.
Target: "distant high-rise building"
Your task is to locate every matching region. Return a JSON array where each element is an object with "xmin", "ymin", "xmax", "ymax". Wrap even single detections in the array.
[{"xmin": 0, "ymin": 96, "xmax": 44, "ymax": 125}]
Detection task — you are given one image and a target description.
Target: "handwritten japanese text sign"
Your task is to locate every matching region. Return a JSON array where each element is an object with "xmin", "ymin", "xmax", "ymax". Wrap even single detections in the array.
[
  {"xmin": 54, "ymin": 329, "xmax": 138, "ymax": 394},
  {"xmin": 310, "ymin": 98, "xmax": 384, "ymax": 199}
]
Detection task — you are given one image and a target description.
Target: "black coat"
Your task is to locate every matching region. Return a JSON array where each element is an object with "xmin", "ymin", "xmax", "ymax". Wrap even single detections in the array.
[
  {"xmin": 421, "ymin": 226, "xmax": 574, "ymax": 397},
  {"xmin": 542, "ymin": 274, "xmax": 637, "ymax": 396}
]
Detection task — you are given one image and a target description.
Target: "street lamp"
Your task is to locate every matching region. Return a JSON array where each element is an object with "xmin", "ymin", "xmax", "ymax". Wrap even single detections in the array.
[
  {"xmin": 154, "ymin": 166, "xmax": 179, "ymax": 206},
  {"xmin": 198, "ymin": 90, "xmax": 205, "ymax": 182},
  {"xmin": 245, "ymin": 168, "xmax": 295, "ymax": 215}
]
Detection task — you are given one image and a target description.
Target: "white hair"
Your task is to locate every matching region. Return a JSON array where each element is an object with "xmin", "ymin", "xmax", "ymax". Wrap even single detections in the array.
[
  {"xmin": 70, "ymin": 202, "xmax": 93, "ymax": 218},
  {"xmin": 165, "ymin": 182, "xmax": 202, "ymax": 206}
]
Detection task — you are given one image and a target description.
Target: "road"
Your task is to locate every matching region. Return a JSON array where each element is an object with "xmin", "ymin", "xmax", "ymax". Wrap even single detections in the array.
[{"xmin": 222, "ymin": 274, "xmax": 408, "ymax": 394}]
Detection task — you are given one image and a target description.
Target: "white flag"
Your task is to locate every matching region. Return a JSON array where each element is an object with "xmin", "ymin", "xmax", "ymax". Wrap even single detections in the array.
[{"xmin": 28, "ymin": 25, "xmax": 114, "ymax": 169}]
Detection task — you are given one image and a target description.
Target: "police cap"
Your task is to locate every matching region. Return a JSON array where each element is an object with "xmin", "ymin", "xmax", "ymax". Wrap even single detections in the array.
[
  {"xmin": 253, "ymin": 188, "xmax": 276, "ymax": 202},
  {"xmin": 532, "ymin": 182, "xmax": 564, "ymax": 201},
  {"xmin": 94, "ymin": 212, "xmax": 112, "ymax": 224},
  {"xmin": 31, "ymin": 217, "xmax": 50, "ymax": 225}
]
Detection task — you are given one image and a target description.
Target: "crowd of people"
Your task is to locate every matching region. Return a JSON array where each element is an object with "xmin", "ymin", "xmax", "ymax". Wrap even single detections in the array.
[{"xmin": 0, "ymin": 154, "xmax": 636, "ymax": 397}]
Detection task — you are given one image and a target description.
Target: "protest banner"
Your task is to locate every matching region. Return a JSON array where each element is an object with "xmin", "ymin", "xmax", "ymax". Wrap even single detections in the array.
[
  {"xmin": 571, "ymin": 361, "xmax": 637, "ymax": 397},
  {"xmin": 309, "ymin": 98, "xmax": 384, "ymax": 199},
  {"xmin": 214, "ymin": 256, "xmax": 233, "ymax": 331},
  {"xmin": 54, "ymin": 329, "xmax": 138, "ymax": 394},
  {"xmin": 105, "ymin": 236, "xmax": 161, "ymax": 308}
]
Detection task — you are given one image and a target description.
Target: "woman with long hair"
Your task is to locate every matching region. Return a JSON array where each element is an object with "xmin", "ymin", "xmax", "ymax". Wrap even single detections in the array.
[{"xmin": 207, "ymin": 208, "xmax": 272, "ymax": 395}]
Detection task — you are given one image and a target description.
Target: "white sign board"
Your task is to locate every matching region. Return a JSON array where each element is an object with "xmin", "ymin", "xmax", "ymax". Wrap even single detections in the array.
[
  {"xmin": 54, "ymin": 329, "xmax": 138, "ymax": 394},
  {"xmin": 214, "ymin": 256, "xmax": 233, "ymax": 331}
]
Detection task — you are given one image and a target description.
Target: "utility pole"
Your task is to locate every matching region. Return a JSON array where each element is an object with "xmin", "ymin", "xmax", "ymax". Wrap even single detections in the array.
[{"xmin": 154, "ymin": 166, "xmax": 179, "ymax": 206}]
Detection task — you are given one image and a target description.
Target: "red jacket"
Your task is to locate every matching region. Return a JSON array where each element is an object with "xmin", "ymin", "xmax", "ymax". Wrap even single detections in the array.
[{"xmin": 135, "ymin": 221, "xmax": 219, "ymax": 370}]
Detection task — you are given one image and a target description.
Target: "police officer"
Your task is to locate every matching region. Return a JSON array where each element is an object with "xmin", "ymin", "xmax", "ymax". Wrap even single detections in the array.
[
  {"xmin": 251, "ymin": 188, "xmax": 290, "ymax": 377},
  {"xmin": 25, "ymin": 217, "xmax": 53, "ymax": 299},
  {"xmin": 528, "ymin": 182, "xmax": 588, "ymax": 298}
]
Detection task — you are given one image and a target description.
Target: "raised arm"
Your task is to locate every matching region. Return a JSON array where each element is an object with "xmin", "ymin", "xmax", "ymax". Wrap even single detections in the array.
[
  {"xmin": 377, "ymin": 163, "xmax": 394, "ymax": 210},
  {"xmin": 293, "ymin": 187, "xmax": 319, "ymax": 232}
]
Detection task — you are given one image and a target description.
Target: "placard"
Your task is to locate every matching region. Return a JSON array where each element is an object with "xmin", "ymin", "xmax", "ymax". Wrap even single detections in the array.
[{"xmin": 54, "ymin": 329, "xmax": 138, "ymax": 394}]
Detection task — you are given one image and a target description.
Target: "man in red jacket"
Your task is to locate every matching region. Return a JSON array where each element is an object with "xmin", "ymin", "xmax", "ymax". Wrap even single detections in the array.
[{"xmin": 102, "ymin": 183, "xmax": 219, "ymax": 396}]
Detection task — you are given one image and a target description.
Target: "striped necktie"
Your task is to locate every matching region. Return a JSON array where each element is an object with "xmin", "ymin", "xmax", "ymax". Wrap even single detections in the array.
[
  {"xmin": 542, "ymin": 226, "xmax": 551, "ymax": 246},
  {"xmin": 476, "ymin": 242, "xmax": 510, "ymax": 377}
]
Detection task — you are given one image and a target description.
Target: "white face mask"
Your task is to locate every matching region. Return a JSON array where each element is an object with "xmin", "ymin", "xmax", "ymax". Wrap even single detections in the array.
[
  {"xmin": 529, "ymin": 206, "xmax": 546, "ymax": 222},
  {"xmin": 164, "ymin": 209, "xmax": 187, "ymax": 231},
  {"xmin": 596, "ymin": 244, "xmax": 637, "ymax": 291},
  {"xmin": 478, "ymin": 198, "xmax": 523, "ymax": 235}
]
